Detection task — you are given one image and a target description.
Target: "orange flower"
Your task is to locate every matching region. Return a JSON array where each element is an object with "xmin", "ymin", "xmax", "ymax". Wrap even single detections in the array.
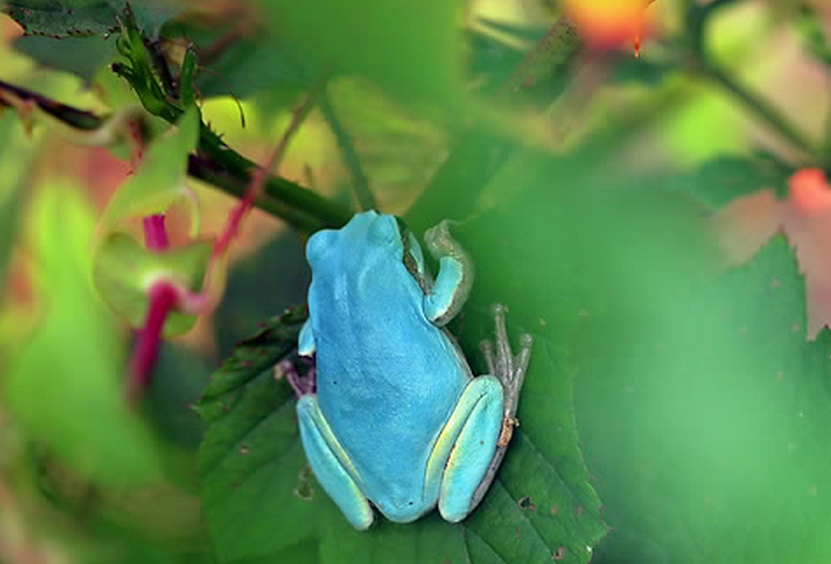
[
  {"xmin": 565, "ymin": 0, "xmax": 656, "ymax": 54},
  {"xmin": 788, "ymin": 168, "xmax": 831, "ymax": 217}
]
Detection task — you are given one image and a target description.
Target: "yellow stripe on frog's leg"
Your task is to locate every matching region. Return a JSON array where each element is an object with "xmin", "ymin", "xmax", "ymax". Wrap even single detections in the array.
[
  {"xmin": 423, "ymin": 376, "xmax": 504, "ymax": 523},
  {"xmin": 298, "ymin": 318, "xmax": 316, "ymax": 356},
  {"xmin": 296, "ymin": 395, "xmax": 374, "ymax": 530}
]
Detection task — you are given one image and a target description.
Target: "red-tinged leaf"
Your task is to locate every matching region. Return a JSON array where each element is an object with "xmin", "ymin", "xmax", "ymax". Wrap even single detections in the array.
[{"xmin": 713, "ymin": 169, "xmax": 831, "ymax": 339}]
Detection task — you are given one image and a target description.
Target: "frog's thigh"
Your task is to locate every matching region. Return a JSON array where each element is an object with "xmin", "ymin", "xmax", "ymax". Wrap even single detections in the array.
[
  {"xmin": 298, "ymin": 318, "xmax": 315, "ymax": 356},
  {"xmin": 423, "ymin": 256, "xmax": 466, "ymax": 326},
  {"xmin": 426, "ymin": 376, "xmax": 504, "ymax": 523},
  {"xmin": 296, "ymin": 395, "xmax": 373, "ymax": 530}
]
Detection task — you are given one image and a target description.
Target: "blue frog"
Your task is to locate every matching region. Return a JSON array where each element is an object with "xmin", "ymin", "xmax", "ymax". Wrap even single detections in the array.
[{"xmin": 290, "ymin": 211, "xmax": 532, "ymax": 529}]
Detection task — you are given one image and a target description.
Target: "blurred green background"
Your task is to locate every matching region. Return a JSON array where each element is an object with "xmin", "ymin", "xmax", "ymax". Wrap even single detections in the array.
[{"xmin": 1, "ymin": 1, "xmax": 831, "ymax": 563}]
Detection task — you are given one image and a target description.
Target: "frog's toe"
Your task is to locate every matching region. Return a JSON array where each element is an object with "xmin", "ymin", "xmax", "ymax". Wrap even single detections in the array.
[{"xmin": 280, "ymin": 359, "xmax": 316, "ymax": 398}]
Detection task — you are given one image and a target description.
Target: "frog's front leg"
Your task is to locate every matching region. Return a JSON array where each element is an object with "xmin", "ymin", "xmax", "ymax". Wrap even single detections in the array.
[
  {"xmin": 296, "ymin": 395, "xmax": 374, "ymax": 530},
  {"xmin": 425, "ymin": 305, "xmax": 534, "ymax": 522},
  {"xmin": 422, "ymin": 220, "xmax": 474, "ymax": 327}
]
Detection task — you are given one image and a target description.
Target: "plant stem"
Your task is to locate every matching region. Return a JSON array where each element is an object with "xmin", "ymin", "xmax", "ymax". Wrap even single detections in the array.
[
  {"xmin": 143, "ymin": 214, "xmax": 169, "ymax": 250},
  {"xmin": 127, "ymin": 281, "xmax": 177, "ymax": 405},
  {"xmin": 0, "ymin": 78, "xmax": 351, "ymax": 231},
  {"xmin": 319, "ymin": 93, "xmax": 376, "ymax": 211},
  {"xmin": 215, "ymin": 75, "xmax": 328, "ymax": 255},
  {"xmin": 697, "ymin": 60, "xmax": 822, "ymax": 161}
]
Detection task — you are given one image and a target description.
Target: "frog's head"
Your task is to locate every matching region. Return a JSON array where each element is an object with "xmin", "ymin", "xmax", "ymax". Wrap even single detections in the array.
[{"xmin": 306, "ymin": 210, "xmax": 408, "ymax": 267}]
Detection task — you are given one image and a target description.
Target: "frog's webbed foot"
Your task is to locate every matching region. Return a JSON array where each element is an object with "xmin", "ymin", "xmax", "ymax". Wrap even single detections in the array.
[
  {"xmin": 467, "ymin": 304, "xmax": 533, "ymax": 512},
  {"xmin": 277, "ymin": 357, "xmax": 317, "ymax": 398},
  {"xmin": 422, "ymin": 220, "xmax": 474, "ymax": 327},
  {"xmin": 480, "ymin": 304, "xmax": 533, "ymax": 433}
]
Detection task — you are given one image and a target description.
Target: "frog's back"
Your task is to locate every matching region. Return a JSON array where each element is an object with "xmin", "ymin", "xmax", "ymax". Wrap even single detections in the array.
[{"xmin": 306, "ymin": 217, "xmax": 470, "ymax": 517}]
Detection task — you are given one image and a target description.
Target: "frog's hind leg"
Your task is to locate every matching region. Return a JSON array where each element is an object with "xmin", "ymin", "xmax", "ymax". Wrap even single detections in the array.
[
  {"xmin": 430, "ymin": 304, "xmax": 534, "ymax": 523},
  {"xmin": 425, "ymin": 375, "xmax": 505, "ymax": 523},
  {"xmin": 296, "ymin": 395, "xmax": 374, "ymax": 530}
]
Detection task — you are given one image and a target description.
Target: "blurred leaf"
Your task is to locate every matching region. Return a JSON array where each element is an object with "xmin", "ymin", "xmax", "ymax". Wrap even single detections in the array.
[
  {"xmin": 4, "ymin": 182, "xmax": 163, "ymax": 485},
  {"xmin": 577, "ymin": 233, "xmax": 831, "ymax": 563},
  {"xmin": 794, "ymin": 5, "xmax": 831, "ymax": 72},
  {"xmin": 13, "ymin": 34, "xmax": 118, "ymax": 82},
  {"xmin": 213, "ymin": 228, "xmax": 310, "ymax": 359},
  {"xmin": 93, "ymin": 232, "xmax": 213, "ymax": 336},
  {"xmin": 258, "ymin": 0, "xmax": 464, "ymax": 104},
  {"xmin": 662, "ymin": 154, "xmax": 792, "ymax": 209},
  {"xmin": 161, "ymin": 19, "xmax": 315, "ymax": 101},
  {"xmin": 145, "ymin": 341, "xmax": 212, "ymax": 450},
  {"xmin": 99, "ymin": 107, "xmax": 200, "ymax": 233},
  {"xmin": 0, "ymin": 113, "xmax": 40, "ymax": 292}
]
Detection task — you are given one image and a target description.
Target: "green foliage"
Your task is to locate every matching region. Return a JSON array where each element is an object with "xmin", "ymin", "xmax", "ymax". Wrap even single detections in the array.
[
  {"xmin": 196, "ymin": 197, "xmax": 608, "ymax": 563},
  {"xmin": 258, "ymin": 0, "xmax": 464, "ymax": 104},
  {"xmin": 0, "ymin": 113, "xmax": 40, "ymax": 290},
  {"xmin": 660, "ymin": 155, "xmax": 793, "ymax": 208},
  {"xmin": 4, "ymin": 0, "xmax": 119, "ymax": 38},
  {"xmin": 99, "ymin": 108, "xmax": 200, "ymax": 232},
  {"xmin": 3, "ymin": 0, "xmax": 831, "ymax": 563},
  {"xmin": 160, "ymin": 18, "xmax": 315, "ymax": 102},
  {"xmin": 3, "ymin": 183, "xmax": 163, "ymax": 485},
  {"xmin": 13, "ymin": 35, "xmax": 117, "ymax": 82},
  {"xmin": 577, "ymin": 235, "xmax": 831, "ymax": 563},
  {"xmin": 93, "ymin": 232, "xmax": 213, "ymax": 335}
]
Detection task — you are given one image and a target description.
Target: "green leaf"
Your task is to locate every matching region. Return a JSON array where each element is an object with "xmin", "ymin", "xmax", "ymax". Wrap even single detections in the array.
[
  {"xmin": 4, "ymin": 0, "xmax": 120, "ymax": 38},
  {"xmin": 576, "ymin": 233, "xmax": 831, "ymax": 562},
  {"xmin": 659, "ymin": 155, "xmax": 793, "ymax": 209},
  {"xmin": 93, "ymin": 232, "xmax": 212, "ymax": 336},
  {"xmin": 258, "ymin": 0, "xmax": 464, "ymax": 104},
  {"xmin": 0, "ymin": 113, "xmax": 40, "ymax": 292},
  {"xmin": 13, "ymin": 34, "xmax": 118, "ymax": 82},
  {"xmin": 100, "ymin": 107, "xmax": 200, "ymax": 233},
  {"xmin": 160, "ymin": 19, "xmax": 315, "ymax": 101},
  {"xmin": 198, "ymin": 205, "xmax": 608, "ymax": 562},
  {"xmin": 3, "ymin": 182, "xmax": 163, "ymax": 485},
  {"xmin": 3, "ymin": 0, "xmax": 180, "ymax": 38},
  {"xmin": 6, "ymin": 1, "xmax": 184, "ymax": 80}
]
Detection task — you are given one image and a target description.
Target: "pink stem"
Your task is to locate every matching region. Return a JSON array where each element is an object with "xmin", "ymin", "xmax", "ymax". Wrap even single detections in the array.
[
  {"xmin": 126, "ymin": 215, "xmax": 173, "ymax": 405},
  {"xmin": 143, "ymin": 214, "xmax": 169, "ymax": 251},
  {"xmin": 127, "ymin": 281, "xmax": 178, "ymax": 405},
  {"xmin": 213, "ymin": 189, "xmax": 256, "ymax": 257}
]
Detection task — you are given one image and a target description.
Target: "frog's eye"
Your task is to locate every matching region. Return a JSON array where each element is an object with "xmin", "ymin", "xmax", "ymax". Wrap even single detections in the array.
[
  {"xmin": 394, "ymin": 217, "xmax": 409, "ymax": 238},
  {"xmin": 306, "ymin": 229, "xmax": 337, "ymax": 264}
]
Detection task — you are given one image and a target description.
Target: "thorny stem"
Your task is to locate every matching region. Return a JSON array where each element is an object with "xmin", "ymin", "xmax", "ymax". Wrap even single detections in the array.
[
  {"xmin": 214, "ymin": 73, "xmax": 330, "ymax": 255},
  {"xmin": 0, "ymin": 78, "xmax": 351, "ymax": 232}
]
